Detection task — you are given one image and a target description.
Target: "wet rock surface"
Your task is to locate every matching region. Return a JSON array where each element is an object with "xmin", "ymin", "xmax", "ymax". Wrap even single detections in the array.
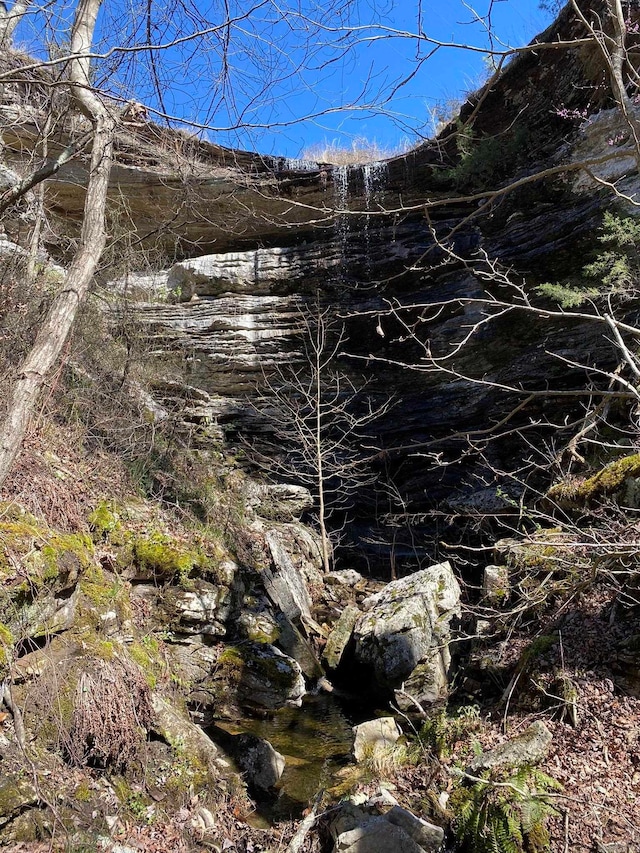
[{"xmin": 234, "ymin": 734, "xmax": 285, "ymax": 791}]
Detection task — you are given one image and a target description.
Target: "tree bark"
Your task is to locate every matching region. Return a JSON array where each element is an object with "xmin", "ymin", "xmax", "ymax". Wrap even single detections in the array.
[
  {"xmin": 0, "ymin": 0, "xmax": 115, "ymax": 488},
  {"xmin": 0, "ymin": 1, "xmax": 33, "ymax": 45}
]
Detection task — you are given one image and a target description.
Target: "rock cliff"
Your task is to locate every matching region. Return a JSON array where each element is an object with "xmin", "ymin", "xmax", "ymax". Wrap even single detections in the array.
[
  {"xmin": 3, "ymin": 3, "xmax": 640, "ymax": 851},
  {"xmin": 16, "ymin": 0, "xmax": 625, "ymax": 571}
]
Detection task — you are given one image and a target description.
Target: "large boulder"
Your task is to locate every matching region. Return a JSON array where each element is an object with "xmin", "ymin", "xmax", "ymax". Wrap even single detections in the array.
[
  {"xmin": 237, "ymin": 643, "xmax": 306, "ymax": 710},
  {"xmin": 353, "ymin": 562, "xmax": 461, "ymax": 709},
  {"xmin": 235, "ymin": 734, "xmax": 285, "ymax": 790},
  {"xmin": 335, "ymin": 818, "xmax": 426, "ymax": 853},
  {"xmin": 244, "ymin": 482, "xmax": 314, "ymax": 522},
  {"xmin": 331, "ymin": 802, "xmax": 444, "ymax": 853}
]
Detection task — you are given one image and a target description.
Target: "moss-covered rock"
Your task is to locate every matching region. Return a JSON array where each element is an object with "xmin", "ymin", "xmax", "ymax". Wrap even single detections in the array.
[
  {"xmin": 88, "ymin": 500, "xmax": 122, "ymax": 542},
  {"xmin": 323, "ymin": 605, "xmax": 359, "ymax": 670},
  {"xmin": 237, "ymin": 642, "xmax": 306, "ymax": 710},
  {"xmin": 495, "ymin": 530, "xmax": 581, "ymax": 575},
  {"xmin": 133, "ymin": 534, "xmax": 200, "ymax": 581},
  {"xmin": 0, "ymin": 775, "xmax": 39, "ymax": 829},
  {"xmin": 0, "ymin": 505, "xmax": 93, "ymax": 593},
  {"xmin": 0, "ymin": 510, "xmax": 99, "ymax": 639},
  {"xmin": 38, "ymin": 531, "xmax": 93, "ymax": 586},
  {"xmin": 150, "ymin": 693, "xmax": 246, "ymax": 800},
  {"xmin": 131, "ymin": 532, "xmax": 218, "ymax": 584},
  {"xmin": 0, "ymin": 622, "xmax": 14, "ymax": 676},
  {"xmin": 547, "ymin": 453, "xmax": 640, "ymax": 507},
  {"xmin": 237, "ymin": 609, "xmax": 280, "ymax": 644},
  {"xmin": 78, "ymin": 564, "xmax": 132, "ymax": 628}
]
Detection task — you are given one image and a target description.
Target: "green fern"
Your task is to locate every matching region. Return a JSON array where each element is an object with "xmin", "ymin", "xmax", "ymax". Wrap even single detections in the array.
[
  {"xmin": 419, "ymin": 705, "xmax": 481, "ymax": 760},
  {"xmin": 450, "ymin": 765, "xmax": 561, "ymax": 853}
]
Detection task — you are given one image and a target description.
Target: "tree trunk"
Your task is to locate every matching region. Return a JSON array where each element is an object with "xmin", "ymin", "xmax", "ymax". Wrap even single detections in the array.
[
  {"xmin": 0, "ymin": 0, "xmax": 114, "ymax": 488},
  {"xmin": 314, "ymin": 308, "xmax": 331, "ymax": 573},
  {"xmin": 0, "ymin": 1, "xmax": 33, "ymax": 45}
]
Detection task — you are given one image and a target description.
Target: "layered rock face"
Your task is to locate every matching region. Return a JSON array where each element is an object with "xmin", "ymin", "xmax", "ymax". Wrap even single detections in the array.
[
  {"xmin": 1, "ymin": 2, "xmax": 632, "ymax": 573},
  {"xmin": 109, "ymin": 156, "xmax": 619, "ymax": 571}
]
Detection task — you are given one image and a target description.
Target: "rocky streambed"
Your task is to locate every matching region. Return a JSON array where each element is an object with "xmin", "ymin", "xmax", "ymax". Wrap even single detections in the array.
[{"xmin": 0, "ymin": 457, "xmax": 468, "ymax": 852}]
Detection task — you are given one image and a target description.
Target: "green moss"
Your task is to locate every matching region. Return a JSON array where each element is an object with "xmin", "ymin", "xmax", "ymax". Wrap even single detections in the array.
[
  {"xmin": 0, "ymin": 621, "xmax": 13, "ymax": 650},
  {"xmin": 0, "ymin": 511, "xmax": 93, "ymax": 593},
  {"xmin": 218, "ymin": 646, "xmax": 244, "ymax": 670},
  {"xmin": 0, "ymin": 502, "xmax": 41, "ymax": 529},
  {"xmin": 157, "ymin": 752, "xmax": 209, "ymax": 802},
  {"xmin": 0, "ymin": 515, "xmax": 44, "ymax": 582},
  {"xmin": 0, "ymin": 777, "xmax": 37, "ymax": 821},
  {"xmin": 78, "ymin": 566, "xmax": 131, "ymax": 623},
  {"xmin": 111, "ymin": 777, "xmax": 153, "ymax": 822},
  {"xmin": 548, "ymin": 453, "xmax": 640, "ymax": 506},
  {"xmin": 129, "ymin": 639, "xmax": 161, "ymax": 689},
  {"xmin": 244, "ymin": 645, "xmax": 299, "ymax": 688},
  {"xmin": 133, "ymin": 533, "xmax": 206, "ymax": 583},
  {"xmin": 74, "ymin": 781, "xmax": 92, "ymax": 803},
  {"xmin": 520, "ymin": 635, "xmax": 557, "ymax": 668},
  {"xmin": 39, "ymin": 532, "xmax": 93, "ymax": 582},
  {"xmin": 111, "ymin": 775, "xmax": 130, "ymax": 803},
  {"xmin": 0, "ymin": 621, "xmax": 14, "ymax": 673},
  {"xmin": 88, "ymin": 501, "xmax": 122, "ymax": 542},
  {"xmin": 67, "ymin": 634, "xmax": 118, "ymax": 665},
  {"xmin": 0, "ymin": 518, "xmax": 41, "ymax": 540},
  {"xmin": 500, "ymin": 530, "xmax": 576, "ymax": 575}
]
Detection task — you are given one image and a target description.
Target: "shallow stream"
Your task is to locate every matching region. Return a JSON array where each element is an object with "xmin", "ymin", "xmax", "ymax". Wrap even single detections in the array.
[{"xmin": 210, "ymin": 691, "xmax": 355, "ymax": 823}]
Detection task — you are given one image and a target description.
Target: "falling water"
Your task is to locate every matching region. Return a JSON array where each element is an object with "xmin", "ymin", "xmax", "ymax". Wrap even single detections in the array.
[
  {"xmin": 333, "ymin": 164, "xmax": 349, "ymax": 211},
  {"xmin": 362, "ymin": 161, "xmax": 389, "ymax": 274},
  {"xmin": 333, "ymin": 165, "xmax": 351, "ymax": 282},
  {"xmin": 362, "ymin": 160, "xmax": 388, "ymax": 208}
]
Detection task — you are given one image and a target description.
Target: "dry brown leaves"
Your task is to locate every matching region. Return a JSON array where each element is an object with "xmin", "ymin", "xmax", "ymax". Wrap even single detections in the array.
[{"xmin": 1, "ymin": 419, "xmax": 130, "ymax": 531}]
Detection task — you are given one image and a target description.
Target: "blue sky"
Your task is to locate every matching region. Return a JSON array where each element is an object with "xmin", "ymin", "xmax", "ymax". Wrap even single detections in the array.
[
  {"xmin": 241, "ymin": 0, "xmax": 557, "ymax": 158},
  {"xmin": 18, "ymin": 0, "xmax": 557, "ymax": 157}
]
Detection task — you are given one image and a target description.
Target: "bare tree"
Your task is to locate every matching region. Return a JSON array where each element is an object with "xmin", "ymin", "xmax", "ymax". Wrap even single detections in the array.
[
  {"xmin": 0, "ymin": 0, "xmax": 396, "ymax": 489},
  {"xmin": 251, "ymin": 300, "xmax": 391, "ymax": 572},
  {"xmin": 0, "ymin": 0, "xmax": 116, "ymax": 485},
  {"xmin": 0, "ymin": 0, "xmax": 32, "ymax": 46}
]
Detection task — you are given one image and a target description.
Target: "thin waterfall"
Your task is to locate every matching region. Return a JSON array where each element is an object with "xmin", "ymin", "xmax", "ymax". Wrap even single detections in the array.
[
  {"xmin": 333, "ymin": 165, "xmax": 350, "ymax": 282},
  {"xmin": 362, "ymin": 161, "xmax": 388, "ymax": 276}
]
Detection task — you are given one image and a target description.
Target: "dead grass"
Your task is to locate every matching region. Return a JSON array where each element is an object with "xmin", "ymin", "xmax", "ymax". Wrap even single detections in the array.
[
  {"xmin": 0, "ymin": 418, "xmax": 131, "ymax": 531},
  {"xmin": 65, "ymin": 656, "xmax": 154, "ymax": 772},
  {"xmin": 301, "ymin": 137, "xmax": 410, "ymax": 165}
]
